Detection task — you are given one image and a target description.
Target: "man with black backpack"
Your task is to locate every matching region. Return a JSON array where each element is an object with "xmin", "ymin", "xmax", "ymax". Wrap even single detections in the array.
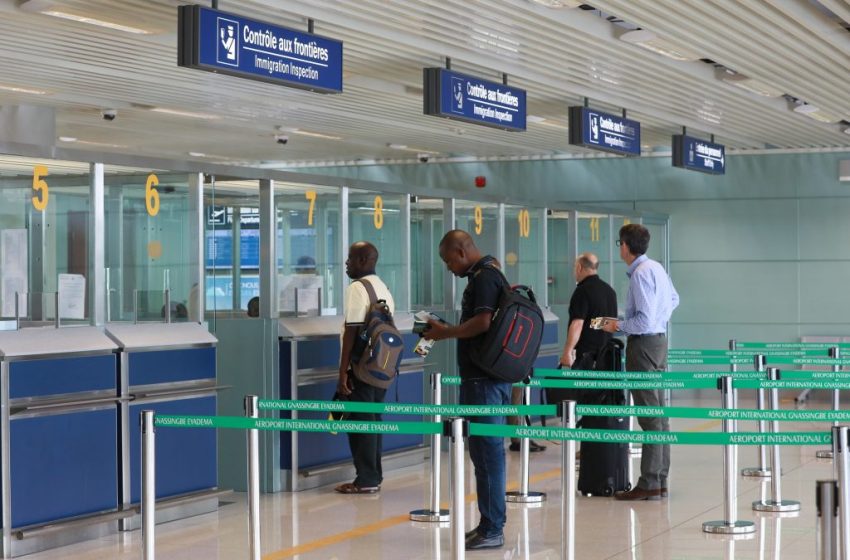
[
  {"xmin": 427, "ymin": 230, "xmax": 516, "ymax": 551},
  {"xmin": 334, "ymin": 241, "xmax": 399, "ymax": 495}
]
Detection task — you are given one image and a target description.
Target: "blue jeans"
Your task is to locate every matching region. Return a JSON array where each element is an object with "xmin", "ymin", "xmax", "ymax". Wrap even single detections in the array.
[{"xmin": 460, "ymin": 377, "xmax": 512, "ymax": 538}]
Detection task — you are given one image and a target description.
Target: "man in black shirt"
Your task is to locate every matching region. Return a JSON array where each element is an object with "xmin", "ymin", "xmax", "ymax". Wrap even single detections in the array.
[
  {"xmin": 560, "ymin": 252, "xmax": 618, "ymax": 369},
  {"xmin": 427, "ymin": 230, "xmax": 510, "ymax": 551}
]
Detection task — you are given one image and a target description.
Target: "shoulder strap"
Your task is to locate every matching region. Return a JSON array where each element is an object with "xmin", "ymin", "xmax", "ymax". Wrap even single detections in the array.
[
  {"xmin": 481, "ymin": 262, "xmax": 510, "ymax": 289},
  {"xmin": 357, "ymin": 278, "xmax": 379, "ymax": 305}
]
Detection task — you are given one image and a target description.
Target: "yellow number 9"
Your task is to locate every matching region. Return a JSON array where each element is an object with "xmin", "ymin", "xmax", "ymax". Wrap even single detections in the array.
[
  {"xmin": 474, "ymin": 206, "xmax": 483, "ymax": 235},
  {"xmin": 145, "ymin": 173, "xmax": 160, "ymax": 217},
  {"xmin": 32, "ymin": 165, "xmax": 49, "ymax": 211},
  {"xmin": 373, "ymin": 195, "xmax": 384, "ymax": 230}
]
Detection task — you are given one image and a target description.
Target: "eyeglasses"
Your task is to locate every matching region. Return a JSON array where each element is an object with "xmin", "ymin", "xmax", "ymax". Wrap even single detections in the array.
[{"xmin": 615, "ymin": 240, "xmax": 623, "ymax": 247}]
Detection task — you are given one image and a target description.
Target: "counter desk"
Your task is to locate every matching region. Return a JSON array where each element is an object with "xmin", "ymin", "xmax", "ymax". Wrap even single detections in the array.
[{"xmin": 0, "ymin": 327, "xmax": 119, "ymax": 558}]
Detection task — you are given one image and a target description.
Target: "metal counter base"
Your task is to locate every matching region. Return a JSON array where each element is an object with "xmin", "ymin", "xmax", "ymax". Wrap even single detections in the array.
[
  {"xmin": 119, "ymin": 488, "xmax": 232, "ymax": 531},
  {"xmin": 5, "ymin": 510, "xmax": 130, "ymax": 558},
  {"xmin": 281, "ymin": 447, "xmax": 426, "ymax": 492}
]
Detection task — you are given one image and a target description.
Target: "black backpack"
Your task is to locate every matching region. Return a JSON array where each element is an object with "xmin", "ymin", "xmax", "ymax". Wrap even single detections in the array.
[
  {"xmin": 349, "ymin": 279, "xmax": 404, "ymax": 389},
  {"xmin": 470, "ymin": 266, "xmax": 545, "ymax": 383}
]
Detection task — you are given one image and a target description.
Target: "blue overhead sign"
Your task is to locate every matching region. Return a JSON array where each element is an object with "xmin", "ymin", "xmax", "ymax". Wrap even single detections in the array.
[
  {"xmin": 568, "ymin": 106, "xmax": 641, "ymax": 156},
  {"xmin": 423, "ymin": 68, "xmax": 526, "ymax": 131},
  {"xmin": 178, "ymin": 5, "xmax": 343, "ymax": 94},
  {"xmin": 673, "ymin": 135, "xmax": 726, "ymax": 174}
]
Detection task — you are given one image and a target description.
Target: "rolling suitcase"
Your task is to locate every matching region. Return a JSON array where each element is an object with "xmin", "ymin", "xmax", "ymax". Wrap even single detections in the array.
[
  {"xmin": 577, "ymin": 410, "xmax": 631, "ymax": 496},
  {"xmin": 575, "ymin": 339, "xmax": 630, "ymax": 496}
]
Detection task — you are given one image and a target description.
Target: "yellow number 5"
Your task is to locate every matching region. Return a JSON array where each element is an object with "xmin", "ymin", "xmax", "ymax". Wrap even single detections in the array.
[
  {"xmin": 145, "ymin": 174, "xmax": 160, "ymax": 217},
  {"xmin": 32, "ymin": 165, "xmax": 49, "ymax": 210}
]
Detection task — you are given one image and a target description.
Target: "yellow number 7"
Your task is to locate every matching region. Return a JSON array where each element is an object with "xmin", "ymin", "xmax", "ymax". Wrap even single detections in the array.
[{"xmin": 305, "ymin": 190, "xmax": 316, "ymax": 226}]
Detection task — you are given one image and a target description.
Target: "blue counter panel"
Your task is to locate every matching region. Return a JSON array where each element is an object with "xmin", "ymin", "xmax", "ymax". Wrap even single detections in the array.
[
  {"xmin": 295, "ymin": 339, "xmax": 339, "ymax": 370},
  {"xmin": 9, "ymin": 354, "xmax": 116, "ymax": 399},
  {"xmin": 10, "ymin": 408, "xmax": 117, "ymax": 528},
  {"xmin": 280, "ymin": 371, "xmax": 425, "ymax": 470},
  {"xmin": 292, "ymin": 334, "xmax": 425, "ymax": 370},
  {"xmin": 542, "ymin": 322, "xmax": 559, "ymax": 346},
  {"xmin": 128, "ymin": 396, "xmax": 217, "ymax": 503},
  {"xmin": 128, "ymin": 347, "xmax": 215, "ymax": 387}
]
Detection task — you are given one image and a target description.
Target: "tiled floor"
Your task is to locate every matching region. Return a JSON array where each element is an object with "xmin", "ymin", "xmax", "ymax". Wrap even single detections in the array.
[{"xmin": 23, "ymin": 396, "xmax": 837, "ymax": 559}]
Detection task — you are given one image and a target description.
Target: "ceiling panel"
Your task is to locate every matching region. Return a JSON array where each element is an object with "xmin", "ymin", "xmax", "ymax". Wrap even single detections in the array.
[{"xmin": 0, "ymin": 0, "xmax": 846, "ymax": 167}]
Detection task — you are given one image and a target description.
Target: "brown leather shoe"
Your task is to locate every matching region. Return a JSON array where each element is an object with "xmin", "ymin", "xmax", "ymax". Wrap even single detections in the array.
[{"xmin": 614, "ymin": 487, "xmax": 663, "ymax": 501}]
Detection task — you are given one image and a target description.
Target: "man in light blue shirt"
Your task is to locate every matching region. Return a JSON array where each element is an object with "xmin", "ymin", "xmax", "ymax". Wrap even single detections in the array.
[{"xmin": 602, "ymin": 223, "xmax": 679, "ymax": 501}]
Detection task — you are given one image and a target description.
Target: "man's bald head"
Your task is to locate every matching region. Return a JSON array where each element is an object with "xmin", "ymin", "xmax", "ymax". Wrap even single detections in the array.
[
  {"xmin": 345, "ymin": 241, "xmax": 378, "ymax": 279},
  {"xmin": 574, "ymin": 252, "xmax": 599, "ymax": 282},
  {"xmin": 439, "ymin": 229, "xmax": 482, "ymax": 277}
]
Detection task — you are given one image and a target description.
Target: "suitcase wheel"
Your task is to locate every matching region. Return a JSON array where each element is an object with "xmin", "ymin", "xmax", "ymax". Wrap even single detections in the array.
[{"xmin": 603, "ymin": 486, "xmax": 614, "ymax": 497}]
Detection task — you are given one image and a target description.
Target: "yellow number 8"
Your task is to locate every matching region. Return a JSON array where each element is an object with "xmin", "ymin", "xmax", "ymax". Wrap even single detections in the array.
[{"xmin": 373, "ymin": 195, "xmax": 383, "ymax": 230}]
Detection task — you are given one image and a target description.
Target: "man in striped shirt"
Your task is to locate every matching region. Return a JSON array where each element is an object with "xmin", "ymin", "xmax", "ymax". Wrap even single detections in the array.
[{"xmin": 602, "ymin": 223, "xmax": 679, "ymax": 501}]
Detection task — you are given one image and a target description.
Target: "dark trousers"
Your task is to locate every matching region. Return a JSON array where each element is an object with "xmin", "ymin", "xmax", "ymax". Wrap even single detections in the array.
[
  {"xmin": 460, "ymin": 377, "xmax": 512, "ymax": 538},
  {"xmin": 626, "ymin": 334, "xmax": 670, "ymax": 491},
  {"xmin": 346, "ymin": 375, "xmax": 386, "ymax": 488}
]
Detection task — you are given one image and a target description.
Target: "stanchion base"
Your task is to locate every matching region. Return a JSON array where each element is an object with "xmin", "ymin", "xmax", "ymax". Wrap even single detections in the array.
[
  {"xmin": 629, "ymin": 448, "xmax": 642, "ymax": 457},
  {"xmin": 702, "ymin": 520, "xmax": 756, "ymax": 534},
  {"xmin": 409, "ymin": 509, "xmax": 450, "ymax": 522},
  {"xmin": 816, "ymin": 450, "xmax": 834, "ymax": 459},
  {"xmin": 740, "ymin": 467, "xmax": 771, "ymax": 478},
  {"xmin": 505, "ymin": 491, "xmax": 546, "ymax": 503},
  {"xmin": 752, "ymin": 500, "xmax": 800, "ymax": 513}
]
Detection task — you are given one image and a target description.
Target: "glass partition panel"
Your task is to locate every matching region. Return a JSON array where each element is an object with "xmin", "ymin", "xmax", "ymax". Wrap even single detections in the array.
[
  {"xmin": 348, "ymin": 189, "xmax": 406, "ymax": 311},
  {"xmin": 205, "ymin": 178, "xmax": 260, "ymax": 322},
  {"xmin": 105, "ymin": 167, "xmax": 192, "ymax": 323},
  {"xmin": 453, "ymin": 200, "xmax": 499, "ymax": 310},
  {"xmin": 503, "ymin": 204, "xmax": 544, "ymax": 296},
  {"xmin": 613, "ymin": 215, "xmax": 641, "ymax": 308},
  {"xmin": 410, "ymin": 197, "xmax": 445, "ymax": 310},
  {"xmin": 577, "ymin": 212, "xmax": 611, "ymax": 286},
  {"xmin": 0, "ymin": 156, "xmax": 91, "ymax": 325},
  {"xmin": 276, "ymin": 183, "xmax": 340, "ymax": 316},
  {"xmin": 547, "ymin": 210, "xmax": 572, "ymax": 305}
]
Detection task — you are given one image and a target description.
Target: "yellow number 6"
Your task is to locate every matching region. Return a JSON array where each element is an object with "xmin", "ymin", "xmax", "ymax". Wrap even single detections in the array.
[
  {"xmin": 32, "ymin": 165, "xmax": 49, "ymax": 211},
  {"xmin": 145, "ymin": 174, "xmax": 160, "ymax": 217}
]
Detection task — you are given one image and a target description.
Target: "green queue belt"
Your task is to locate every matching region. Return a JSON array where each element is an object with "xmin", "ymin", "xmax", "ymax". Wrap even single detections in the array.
[
  {"xmin": 441, "ymin": 376, "xmax": 717, "ymax": 390},
  {"xmin": 532, "ymin": 368, "xmax": 850, "ymax": 381},
  {"xmin": 735, "ymin": 342, "xmax": 850, "ymax": 350},
  {"xmin": 153, "ymin": 414, "xmax": 832, "ymax": 445},
  {"xmin": 257, "ymin": 399, "xmax": 554, "ymax": 416},
  {"xmin": 468, "ymin": 424, "xmax": 831, "ymax": 446},
  {"xmin": 253, "ymin": 398, "xmax": 850, "ymax": 422},
  {"xmin": 669, "ymin": 348, "xmax": 826, "ymax": 357}
]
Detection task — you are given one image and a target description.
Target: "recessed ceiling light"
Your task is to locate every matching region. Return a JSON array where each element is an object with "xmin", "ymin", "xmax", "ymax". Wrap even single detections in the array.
[
  {"xmin": 41, "ymin": 10, "xmax": 153, "ymax": 34},
  {"xmin": 0, "ymin": 84, "xmax": 49, "ymax": 95},
  {"xmin": 58, "ymin": 136, "xmax": 77, "ymax": 142},
  {"xmin": 793, "ymin": 102, "xmax": 819, "ymax": 114},
  {"xmin": 387, "ymin": 143, "xmax": 408, "ymax": 150},
  {"xmin": 150, "ymin": 107, "xmax": 221, "ymax": 120},
  {"xmin": 527, "ymin": 115, "xmax": 546, "ymax": 123},
  {"xmin": 715, "ymin": 68, "xmax": 782, "ymax": 98},
  {"xmin": 526, "ymin": 0, "xmax": 583, "ymax": 7},
  {"xmin": 279, "ymin": 128, "xmax": 343, "ymax": 140},
  {"xmin": 188, "ymin": 152, "xmax": 206, "ymax": 157}
]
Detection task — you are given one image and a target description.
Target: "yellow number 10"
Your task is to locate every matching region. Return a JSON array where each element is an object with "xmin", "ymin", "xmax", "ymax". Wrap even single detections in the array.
[
  {"xmin": 32, "ymin": 165, "xmax": 49, "ymax": 211},
  {"xmin": 518, "ymin": 209, "xmax": 530, "ymax": 238}
]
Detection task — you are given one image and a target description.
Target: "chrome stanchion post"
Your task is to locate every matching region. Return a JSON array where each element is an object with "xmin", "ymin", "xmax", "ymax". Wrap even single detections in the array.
[
  {"xmin": 448, "ymin": 418, "xmax": 467, "ymax": 560},
  {"xmin": 817, "ymin": 480, "xmax": 839, "ymax": 560},
  {"xmin": 753, "ymin": 368, "xmax": 800, "ymax": 513},
  {"xmin": 743, "ymin": 354, "xmax": 771, "ymax": 477},
  {"xmin": 411, "ymin": 373, "xmax": 450, "ymax": 522},
  {"xmin": 836, "ymin": 425, "xmax": 850, "ymax": 558},
  {"xmin": 818, "ymin": 348, "xmax": 842, "ymax": 460},
  {"xmin": 245, "ymin": 396, "xmax": 261, "ymax": 560},
  {"xmin": 141, "ymin": 410, "xmax": 156, "ymax": 560},
  {"xmin": 561, "ymin": 401, "xmax": 577, "ymax": 560},
  {"xmin": 703, "ymin": 376, "xmax": 756, "ymax": 534},
  {"xmin": 506, "ymin": 384, "xmax": 546, "ymax": 503}
]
